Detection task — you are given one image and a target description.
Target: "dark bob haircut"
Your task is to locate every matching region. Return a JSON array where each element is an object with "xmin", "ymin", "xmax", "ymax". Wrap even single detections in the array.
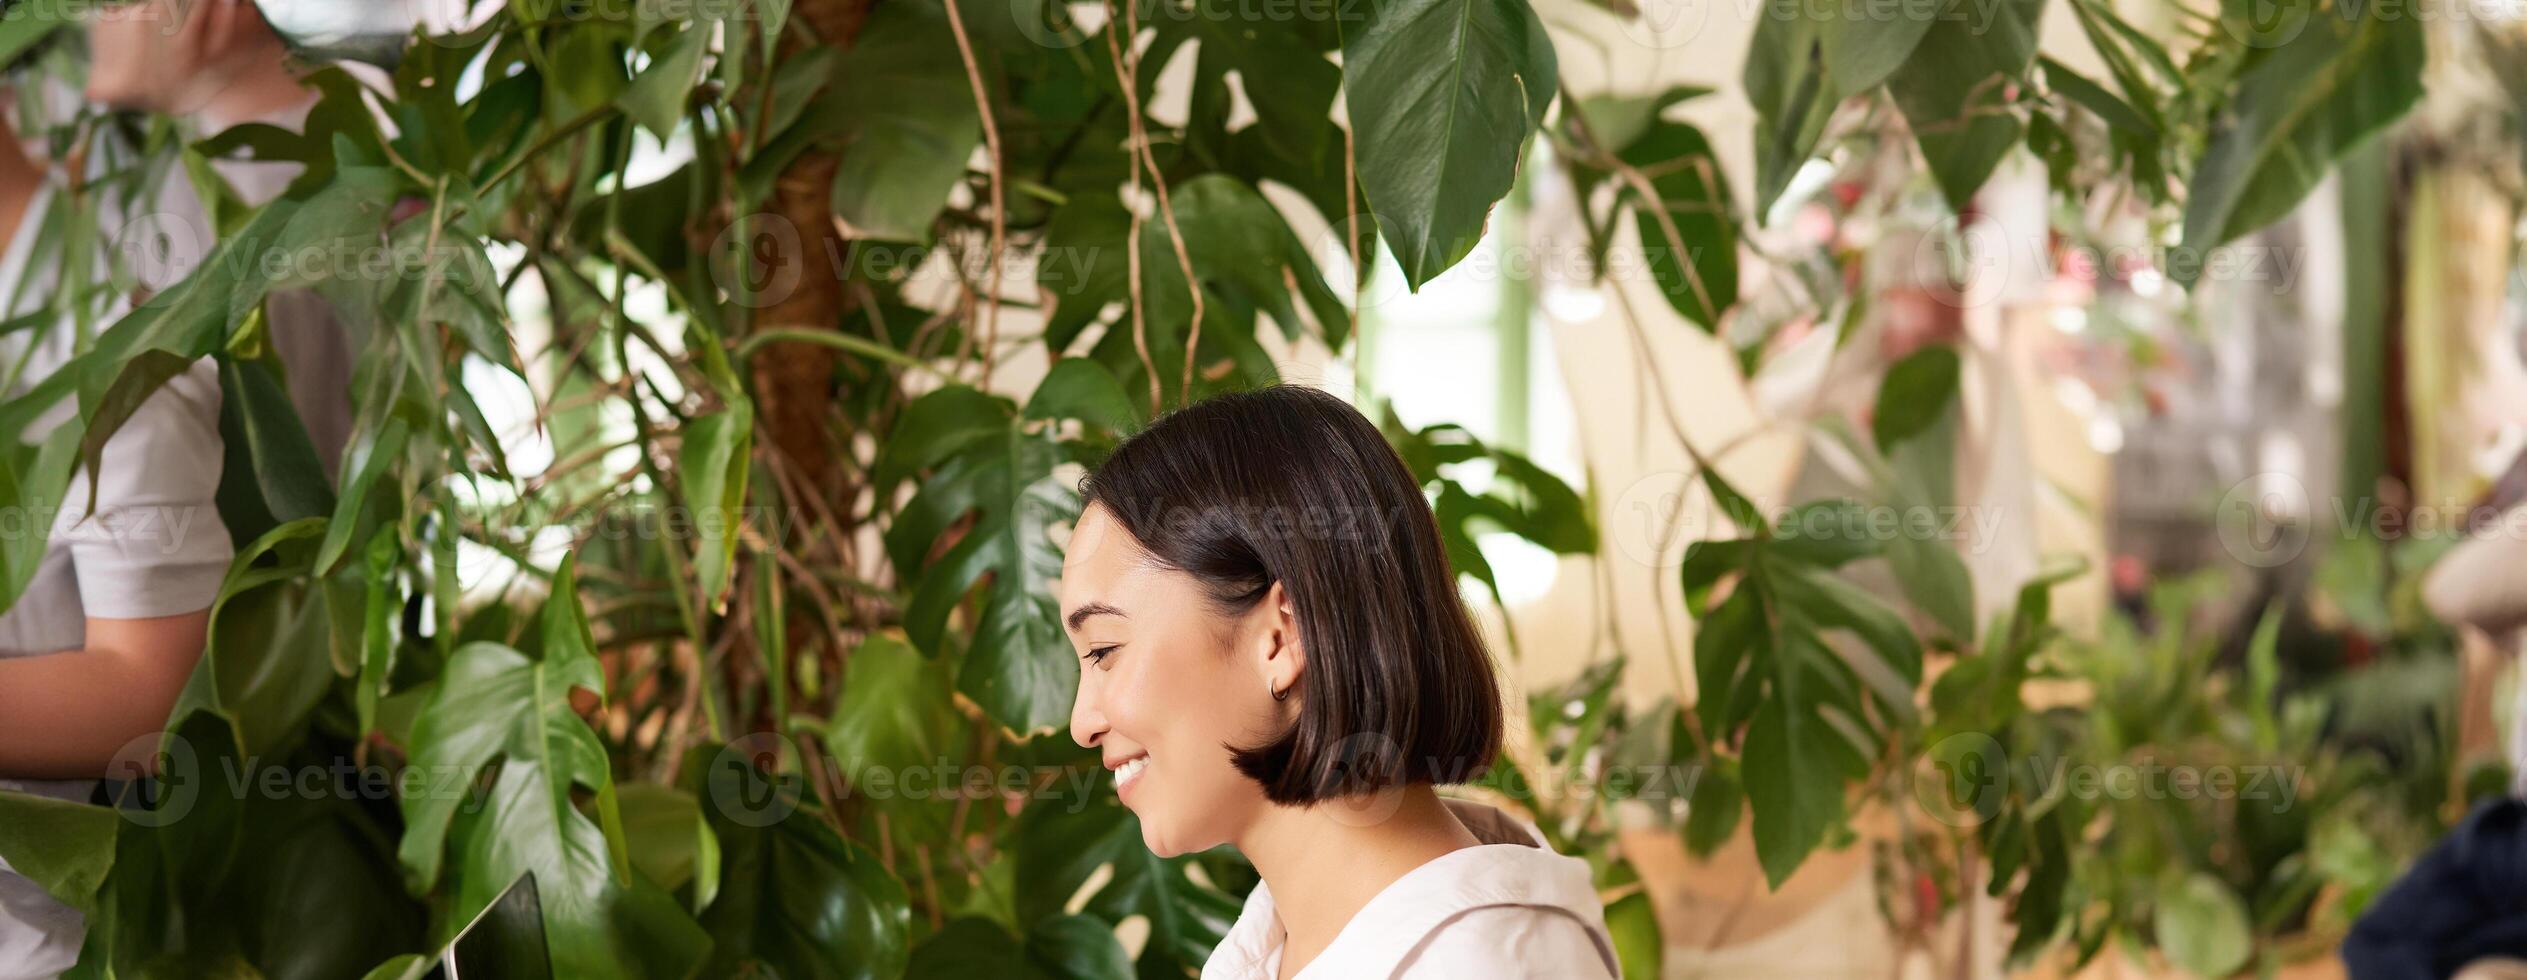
[{"xmin": 1077, "ymin": 384, "xmax": 1503, "ymax": 805}]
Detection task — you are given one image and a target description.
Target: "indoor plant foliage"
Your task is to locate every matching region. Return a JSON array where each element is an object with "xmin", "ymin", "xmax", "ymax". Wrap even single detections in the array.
[{"xmin": 0, "ymin": 0, "xmax": 2432, "ymax": 974}]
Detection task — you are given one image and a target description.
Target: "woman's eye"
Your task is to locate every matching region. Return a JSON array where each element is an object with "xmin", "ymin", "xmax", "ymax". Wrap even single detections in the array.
[{"xmin": 1084, "ymin": 645, "xmax": 1119, "ymax": 667}]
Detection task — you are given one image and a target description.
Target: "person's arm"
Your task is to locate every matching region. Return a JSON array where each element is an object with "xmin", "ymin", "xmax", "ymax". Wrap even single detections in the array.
[
  {"xmin": 0, "ymin": 352, "xmax": 232, "ymax": 782},
  {"xmin": 0, "ymin": 611, "xmax": 210, "ymax": 778}
]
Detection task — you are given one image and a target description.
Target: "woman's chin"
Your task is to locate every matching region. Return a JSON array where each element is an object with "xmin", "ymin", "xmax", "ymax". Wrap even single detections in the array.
[{"xmin": 1137, "ymin": 822, "xmax": 1186, "ymax": 858}]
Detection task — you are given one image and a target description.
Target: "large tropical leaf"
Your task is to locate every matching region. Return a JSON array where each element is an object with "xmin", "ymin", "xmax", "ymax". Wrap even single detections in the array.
[
  {"xmin": 2177, "ymin": 0, "xmax": 2422, "ymax": 267},
  {"xmin": 701, "ymin": 797, "xmax": 913, "ymax": 980},
  {"xmin": 395, "ymin": 557, "xmax": 708, "ymax": 978},
  {"xmin": 1009, "ymin": 793, "xmax": 1243, "ymax": 976},
  {"xmin": 826, "ymin": 2, "xmax": 984, "ymax": 241},
  {"xmin": 1343, "ymin": 0, "xmax": 1558, "ymax": 288},
  {"xmin": 881, "ymin": 387, "xmax": 1081, "ymax": 732}
]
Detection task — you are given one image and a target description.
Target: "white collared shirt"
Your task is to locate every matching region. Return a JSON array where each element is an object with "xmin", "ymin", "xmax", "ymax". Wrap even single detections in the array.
[{"xmin": 1203, "ymin": 801, "xmax": 1621, "ymax": 980}]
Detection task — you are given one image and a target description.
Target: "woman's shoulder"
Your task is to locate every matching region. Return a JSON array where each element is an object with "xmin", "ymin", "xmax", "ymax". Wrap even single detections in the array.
[
  {"xmin": 1396, "ymin": 904, "xmax": 1618, "ymax": 978},
  {"xmin": 1316, "ymin": 804, "xmax": 1620, "ymax": 978}
]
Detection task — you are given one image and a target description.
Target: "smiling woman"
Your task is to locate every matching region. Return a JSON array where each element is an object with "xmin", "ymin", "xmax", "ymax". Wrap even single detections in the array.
[{"xmin": 1060, "ymin": 385, "xmax": 1618, "ymax": 980}]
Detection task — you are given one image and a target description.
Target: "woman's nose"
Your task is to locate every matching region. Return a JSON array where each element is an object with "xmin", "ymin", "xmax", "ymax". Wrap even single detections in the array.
[{"xmin": 1070, "ymin": 681, "xmax": 1108, "ymax": 749}]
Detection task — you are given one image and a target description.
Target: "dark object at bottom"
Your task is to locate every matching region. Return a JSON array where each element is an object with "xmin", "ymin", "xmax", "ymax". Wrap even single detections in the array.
[{"xmin": 2345, "ymin": 798, "xmax": 2527, "ymax": 979}]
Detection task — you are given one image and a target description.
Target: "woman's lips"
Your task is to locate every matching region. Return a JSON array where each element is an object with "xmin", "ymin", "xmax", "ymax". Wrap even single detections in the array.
[{"xmin": 1114, "ymin": 754, "xmax": 1150, "ymax": 800}]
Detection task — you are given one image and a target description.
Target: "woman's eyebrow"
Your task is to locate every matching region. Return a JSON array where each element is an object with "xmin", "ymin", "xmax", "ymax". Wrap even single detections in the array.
[{"xmin": 1064, "ymin": 601, "xmax": 1124, "ymax": 633}]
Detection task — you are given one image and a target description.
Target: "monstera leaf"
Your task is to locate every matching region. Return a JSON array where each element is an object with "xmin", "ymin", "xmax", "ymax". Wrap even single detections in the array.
[
  {"xmin": 1384, "ymin": 418, "xmax": 1595, "ymax": 610},
  {"xmin": 1679, "ymin": 468, "xmax": 1923, "ymax": 886},
  {"xmin": 1009, "ymin": 792, "xmax": 1243, "ymax": 976},
  {"xmin": 700, "ymin": 791, "xmax": 913, "ymax": 980},
  {"xmin": 395, "ymin": 556, "xmax": 708, "ymax": 978},
  {"xmin": 880, "ymin": 386, "xmax": 1082, "ymax": 733},
  {"xmin": 826, "ymin": 2, "xmax": 984, "ymax": 241}
]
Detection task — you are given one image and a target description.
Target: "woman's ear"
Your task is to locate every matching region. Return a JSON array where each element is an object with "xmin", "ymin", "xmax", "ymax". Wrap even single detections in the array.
[{"xmin": 1257, "ymin": 581, "xmax": 1305, "ymax": 702}]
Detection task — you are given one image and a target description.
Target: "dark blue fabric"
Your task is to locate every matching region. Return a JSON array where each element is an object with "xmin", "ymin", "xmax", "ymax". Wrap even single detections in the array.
[{"xmin": 2345, "ymin": 798, "xmax": 2527, "ymax": 979}]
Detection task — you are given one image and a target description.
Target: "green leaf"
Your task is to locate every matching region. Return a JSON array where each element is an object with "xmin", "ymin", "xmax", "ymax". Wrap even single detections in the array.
[
  {"xmin": 1743, "ymin": 690, "xmax": 1848, "ymax": 887},
  {"xmin": 1679, "ymin": 537, "xmax": 1752, "ymax": 615},
  {"xmin": 1685, "ymin": 757, "xmax": 1744, "ymax": 856},
  {"xmin": 1145, "ymin": 14, "xmax": 1341, "ymax": 173},
  {"xmin": 883, "ymin": 389, "xmax": 1082, "ymax": 731},
  {"xmin": 2245, "ymin": 604, "xmax": 2283, "ymax": 753},
  {"xmin": 679, "ymin": 403, "xmax": 753, "ymax": 606},
  {"xmin": 1769, "ymin": 500, "xmax": 1877, "ymax": 568},
  {"xmin": 0, "ymin": 2, "xmax": 69, "ymax": 68},
  {"xmin": 2038, "ymin": 56, "xmax": 2156, "ymax": 136},
  {"xmin": 2177, "ymin": 3, "xmax": 2422, "ymax": 266},
  {"xmin": 828, "ymin": 2, "xmax": 984, "ymax": 241},
  {"xmin": 547, "ymin": 22, "xmax": 632, "ymax": 114},
  {"xmin": 1036, "ymin": 181, "xmax": 1342, "ymax": 407},
  {"xmin": 359, "ymin": 955, "xmax": 431, "ymax": 980},
  {"xmin": 316, "ymin": 414, "xmax": 409, "ymax": 574},
  {"xmin": 1025, "ymin": 358, "xmax": 1143, "ymax": 434},
  {"xmin": 620, "ymin": 20, "xmax": 711, "ymax": 140},
  {"xmin": 0, "ymin": 426, "xmax": 80, "ymax": 616},
  {"xmin": 1344, "ymin": 0, "xmax": 1558, "ymax": 288},
  {"xmin": 2154, "ymin": 872, "xmax": 2251, "ymax": 977},
  {"xmin": 1885, "ymin": 0, "xmax": 2047, "ymax": 212},
  {"xmin": 906, "ymin": 915, "xmax": 1133, "ymax": 980},
  {"xmin": 223, "ymin": 358, "xmax": 337, "ymax": 523},
  {"xmin": 1698, "ymin": 460, "xmax": 1764, "ymax": 534},
  {"xmin": 1821, "ymin": 0, "xmax": 1936, "ymax": 99},
  {"xmin": 823, "ymin": 634, "xmax": 959, "ymax": 786},
  {"xmin": 0, "ymin": 790, "xmax": 118, "ymax": 914},
  {"xmin": 1009, "ymin": 794, "xmax": 1241, "ymax": 972},
  {"xmin": 1772, "ymin": 565, "xmax": 1923, "ymax": 724},
  {"xmin": 1873, "ymin": 345, "xmax": 1960, "ymax": 453},
  {"xmin": 874, "ymin": 385, "xmax": 1014, "ymax": 492},
  {"xmin": 1744, "ymin": 3, "xmax": 1836, "ymax": 213},
  {"xmin": 1692, "ymin": 586, "xmax": 1761, "ymax": 734},
  {"xmin": 1574, "ymin": 86, "xmax": 1711, "ymax": 156},
  {"xmin": 396, "ymin": 557, "xmax": 707, "ymax": 979},
  {"xmin": 74, "ymin": 350, "xmax": 196, "ymax": 509},
  {"xmin": 1619, "ymin": 120, "xmax": 1737, "ymax": 331},
  {"xmin": 1887, "ymin": 530, "xmax": 1976, "ymax": 645},
  {"xmin": 1144, "ymin": 176, "xmax": 1352, "ymax": 352},
  {"xmin": 356, "ymin": 531, "xmax": 401, "ymax": 736},
  {"xmin": 618, "ymin": 781, "xmax": 719, "ymax": 906},
  {"xmin": 168, "ymin": 518, "xmax": 344, "ymax": 756},
  {"xmin": 1605, "ymin": 890, "xmax": 1662, "ymax": 979},
  {"xmin": 702, "ymin": 801, "xmax": 913, "ymax": 980}
]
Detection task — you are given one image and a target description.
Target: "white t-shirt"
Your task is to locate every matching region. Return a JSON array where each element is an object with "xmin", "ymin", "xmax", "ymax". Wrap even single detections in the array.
[
  {"xmin": 1202, "ymin": 801, "xmax": 1621, "ymax": 980},
  {"xmin": 0, "ymin": 174, "xmax": 232, "ymax": 978}
]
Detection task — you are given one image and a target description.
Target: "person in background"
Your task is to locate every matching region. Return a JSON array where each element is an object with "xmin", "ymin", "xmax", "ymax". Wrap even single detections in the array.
[
  {"xmin": 0, "ymin": 102, "xmax": 231, "ymax": 976},
  {"xmin": 2342, "ymin": 456, "xmax": 2527, "ymax": 979},
  {"xmin": 86, "ymin": 0, "xmax": 354, "ymax": 476},
  {"xmin": 2, "ymin": 1, "xmax": 346, "ymax": 971}
]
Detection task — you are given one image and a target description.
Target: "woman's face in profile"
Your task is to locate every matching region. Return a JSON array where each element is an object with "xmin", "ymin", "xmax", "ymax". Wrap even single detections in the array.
[{"xmin": 1063, "ymin": 503, "xmax": 1283, "ymax": 856}]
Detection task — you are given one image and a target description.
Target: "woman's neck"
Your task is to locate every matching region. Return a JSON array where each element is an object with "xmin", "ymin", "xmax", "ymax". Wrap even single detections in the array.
[{"xmin": 1236, "ymin": 783, "xmax": 1482, "ymax": 979}]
